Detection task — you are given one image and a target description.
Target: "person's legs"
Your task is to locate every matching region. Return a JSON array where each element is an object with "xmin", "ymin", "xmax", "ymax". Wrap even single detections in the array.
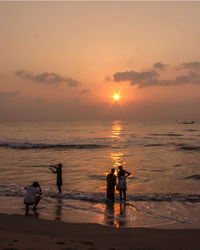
[
  {"xmin": 25, "ymin": 204, "xmax": 29, "ymax": 215},
  {"xmin": 33, "ymin": 196, "xmax": 40, "ymax": 210},
  {"xmin": 119, "ymin": 190, "xmax": 122, "ymax": 201},
  {"xmin": 123, "ymin": 190, "xmax": 126, "ymax": 200},
  {"xmin": 25, "ymin": 202, "xmax": 33, "ymax": 215},
  {"xmin": 58, "ymin": 185, "xmax": 62, "ymax": 193}
]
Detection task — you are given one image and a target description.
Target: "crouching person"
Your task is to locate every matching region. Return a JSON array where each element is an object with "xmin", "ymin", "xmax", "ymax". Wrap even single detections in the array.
[{"xmin": 24, "ymin": 181, "xmax": 42, "ymax": 215}]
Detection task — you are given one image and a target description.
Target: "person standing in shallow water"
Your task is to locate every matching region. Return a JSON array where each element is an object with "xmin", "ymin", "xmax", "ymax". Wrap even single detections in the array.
[
  {"xmin": 117, "ymin": 165, "xmax": 131, "ymax": 201},
  {"xmin": 49, "ymin": 163, "xmax": 63, "ymax": 193},
  {"xmin": 106, "ymin": 168, "xmax": 116, "ymax": 201}
]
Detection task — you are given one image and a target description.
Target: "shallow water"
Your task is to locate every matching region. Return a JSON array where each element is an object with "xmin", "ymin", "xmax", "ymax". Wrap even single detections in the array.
[{"xmin": 0, "ymin": 120, "xmax": 200, "ymax": 227}]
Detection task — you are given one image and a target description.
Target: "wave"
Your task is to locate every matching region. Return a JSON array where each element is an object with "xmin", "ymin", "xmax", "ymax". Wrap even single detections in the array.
[
  {"xmin": 0, "ymin": 141, "xmax": 109, "ymax": 150},
  {"xmin": 1, "ymin": 183, "xmax": 200, "ymax": 203},
  {"xmin": 184, "ymin": 175, "xmax": 200, "ymax": 181},
  {"xmin": 144, "ymin": 144, "xmax": 165, "ymax": 147},
  {"xmin": 151, "ymin": 133, "xmax": 183, "ymax": 137},
  {"xmin": 178, "ymin": 145, "xmax": 200, "ymax": 151}
]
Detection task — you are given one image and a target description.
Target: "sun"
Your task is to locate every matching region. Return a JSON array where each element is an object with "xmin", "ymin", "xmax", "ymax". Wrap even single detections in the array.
[{"xmin": 113, "ymin": 93, "xmax": 120, "ymax": 101}]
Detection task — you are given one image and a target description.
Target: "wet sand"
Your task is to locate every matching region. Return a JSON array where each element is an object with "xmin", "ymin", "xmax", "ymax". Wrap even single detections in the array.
[{"xmin": 1, "ymin": 214, "xmax": 200, "ymax": 250}]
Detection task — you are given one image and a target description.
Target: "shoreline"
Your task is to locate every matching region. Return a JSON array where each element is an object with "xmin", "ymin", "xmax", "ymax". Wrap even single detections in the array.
[{"xmin": 1, "ymin": 214, "xmax": 200, "ymax": 250}]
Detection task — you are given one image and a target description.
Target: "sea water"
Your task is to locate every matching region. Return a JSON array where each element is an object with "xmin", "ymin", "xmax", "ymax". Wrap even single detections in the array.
[{"xmin": 0, "ymin": 120, "xmax": 200, "ymax": 227}]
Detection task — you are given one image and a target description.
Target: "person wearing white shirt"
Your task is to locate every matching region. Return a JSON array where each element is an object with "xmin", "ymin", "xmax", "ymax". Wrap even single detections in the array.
[{"xmin": 24, "ymin": 181, "xmax": 42, "ymax": 215}]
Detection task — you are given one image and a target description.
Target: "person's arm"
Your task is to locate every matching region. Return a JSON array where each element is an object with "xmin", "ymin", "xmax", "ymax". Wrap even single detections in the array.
[
  {"xmin": 126, "ymin": 171, "xmax": 131, "ymax": 177},
  {"xmin": 49, "ymin": 166, "xmax": 57, "ymax": 173},
  {"xmin": 38, "ymin": 183, "xmax": 42, "ymax": 194}
]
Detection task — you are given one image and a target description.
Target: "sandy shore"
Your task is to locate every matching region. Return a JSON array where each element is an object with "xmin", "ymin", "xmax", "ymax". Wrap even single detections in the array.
[{"xmin": 1, "ymin": 214, "xmax": 200, "ymax": 250}]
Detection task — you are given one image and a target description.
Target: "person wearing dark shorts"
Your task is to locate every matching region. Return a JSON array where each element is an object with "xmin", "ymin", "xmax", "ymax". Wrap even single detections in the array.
[{"xmin": 49, "ymin": 163, "xmax": 63, "ymax": 193}]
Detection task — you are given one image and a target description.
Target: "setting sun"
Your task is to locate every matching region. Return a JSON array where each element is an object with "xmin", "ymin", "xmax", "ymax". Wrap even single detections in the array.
[{"xmin": 113, "ymin": 93, "xmax": 120, "ymax": 101}]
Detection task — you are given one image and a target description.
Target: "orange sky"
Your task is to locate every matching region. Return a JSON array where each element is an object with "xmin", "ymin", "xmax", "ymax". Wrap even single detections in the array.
[{"xmin": 0, "ymin": 1, "xmax": 200, "ymax": 121}]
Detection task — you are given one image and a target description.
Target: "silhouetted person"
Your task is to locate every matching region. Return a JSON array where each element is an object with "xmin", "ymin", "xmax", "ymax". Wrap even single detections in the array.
[
  {"xmin": 24, "ymin": 181, "xmax": 42, "ymax": 215},
  {"xmin": 49, "ymin": 163, "xmax": 63, "ymax": 193},
  {"xmin": 117, "ymin": 165, "xmax": 131, "ymax": 201},
  {"xmin": 106, "ymin": 168, "xmax": 116, "ymax": 200}
]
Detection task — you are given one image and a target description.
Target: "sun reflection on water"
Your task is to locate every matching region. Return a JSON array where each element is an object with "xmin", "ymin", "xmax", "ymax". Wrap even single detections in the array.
[{"xmin": 111, "ymin": 120, "xmax": 122, "ymax": 138}]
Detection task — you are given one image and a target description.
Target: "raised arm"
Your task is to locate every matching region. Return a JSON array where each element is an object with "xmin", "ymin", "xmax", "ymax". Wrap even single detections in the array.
[
  {"xmin": 49, "ymin": 166, "xmax": 57, "ymax": 173},
  {"xmin": 38, "ymin": 183, "xmax": 42, "ymax": 194},
  {"xmin": 126, "ymin": 171, "xmax": 131, "ymax": 177}
]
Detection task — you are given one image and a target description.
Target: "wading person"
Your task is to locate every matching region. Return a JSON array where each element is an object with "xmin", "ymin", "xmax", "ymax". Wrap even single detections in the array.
[
  {"xmin": 49, "ymin": 163, "xmax": 63, "ymax": 193},
  {"xmin": 106, "ymin": 168, "xmax": 116, "ymax": 201},
  {"xmin": 24, "ymin": 181, "xmax": 42, "ymax": 215},
  {"xmin": 117, "ymin": 165, "xmax": 131, "ymax": 201}
]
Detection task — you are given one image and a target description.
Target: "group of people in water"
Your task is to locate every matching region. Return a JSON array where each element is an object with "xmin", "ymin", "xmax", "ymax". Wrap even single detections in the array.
[
  {"xmin": 24, "ymin": 163, "xmax": 131, "ymax": 215},
  {"xmin": 106, "ymin": 165, "xmax": 131, "ymax": 201}
]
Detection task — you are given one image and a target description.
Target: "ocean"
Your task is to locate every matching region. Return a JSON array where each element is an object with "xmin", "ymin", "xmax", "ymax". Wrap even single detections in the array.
[{"xmin": 0, "ymin": 120, "xmax": 200, "ymax": 228}]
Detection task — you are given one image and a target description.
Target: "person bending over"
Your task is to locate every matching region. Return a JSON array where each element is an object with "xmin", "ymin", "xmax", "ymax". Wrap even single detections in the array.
[{"xmin": 24, "ymin": 181, "xmax": 42, "ymax": 215}]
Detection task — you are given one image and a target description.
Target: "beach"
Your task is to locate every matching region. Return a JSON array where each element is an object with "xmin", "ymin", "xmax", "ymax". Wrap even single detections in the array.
[
  {"xmin": 0, "ymin": 121, "xmax": 200, "ymax": 228},
  {"xmin": 1, "ymin": 213, "xmax": 200, "ymax": 250}
]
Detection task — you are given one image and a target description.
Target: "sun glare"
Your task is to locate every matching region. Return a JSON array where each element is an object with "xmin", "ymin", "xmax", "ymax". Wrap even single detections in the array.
[{"xmin": 113, "ymin": 93, "xmax": 120, "ymax": 101}]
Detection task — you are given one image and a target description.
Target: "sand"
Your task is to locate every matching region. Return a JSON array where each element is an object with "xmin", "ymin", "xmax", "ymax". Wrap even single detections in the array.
[{"xmin": 1, "ymin": 214, "xmax": 200, "ymax": 250}]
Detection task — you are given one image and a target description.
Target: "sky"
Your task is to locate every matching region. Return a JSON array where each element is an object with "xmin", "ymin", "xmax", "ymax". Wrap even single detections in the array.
[{"xmin": 0, "ymin": 1, "xmax": 200, "ymax": 121}]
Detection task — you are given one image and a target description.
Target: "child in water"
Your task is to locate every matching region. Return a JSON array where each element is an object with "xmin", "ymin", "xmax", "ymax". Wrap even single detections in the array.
[{"xmin": 49, "ymin": 163, "xmax": 63, "ymax": 193}]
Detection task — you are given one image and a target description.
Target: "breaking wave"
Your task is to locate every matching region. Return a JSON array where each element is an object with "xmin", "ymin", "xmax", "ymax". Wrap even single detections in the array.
[
  {"xmin": 0, "ymin": 141, "xmax": 109, "ymax": 150},
  {"xmin": 1, "ymin": 183, "xmax": 200, "ymax": 203}
]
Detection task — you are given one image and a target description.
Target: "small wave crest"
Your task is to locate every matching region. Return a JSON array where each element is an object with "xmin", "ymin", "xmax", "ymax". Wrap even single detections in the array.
[
  {"xmin": 151, "ymin": 133, "xmax": 183, "ymax": 137},
  {"xmin": 1, "ymin": 183, "xmax": 200, "ymax": 203},
  {"xmin": 178, "ymin": 145, "xmax": 200, "ymax": 151},
  {"xmin": 0, "ymin": 141, "xmax": 109, "ymax": 150},
  {"xmin": 184, "ymin": 175, "xmax": 200, "ymax": 181}
]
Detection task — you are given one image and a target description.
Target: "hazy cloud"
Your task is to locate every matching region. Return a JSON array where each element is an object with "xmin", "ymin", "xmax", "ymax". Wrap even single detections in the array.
[
  {"xmin": 179, "ymin": 61, "xmax": 200, "ymax": 71},
  {"xmin": 15, "ymin": 70, "xmax": 81, "ymax": 87},
  {"xmin": 153, "ymin": 62, "xmax": 167, "ymax": 71},
  {"xmin": 80, "ymin": 88, "xmax": 90, "ymax": 94},
  {"xmin": 174, "ymin": 72, "xmax": 200, "ymax": 85},
  {"xmin": 104, "ymin": 76, "xmax": 112, "ymax": 82},
  {"xmin": 0, "ymin": 90, "xmax": 21, "ymax": 100},
  {"xmin": 113, "ymin": 70, "xmax": 158, "ymax": 86},
  {"xmin": 112, "ymin": 61, "xmax": 200, "ymax": 88}
]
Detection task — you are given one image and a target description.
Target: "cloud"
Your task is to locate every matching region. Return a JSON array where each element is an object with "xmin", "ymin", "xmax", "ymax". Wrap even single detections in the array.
[
  {"xmin": 153, "ymin": 62, "xmax": 167, "ymax": 71},
  {"xmin": 80, "ymin": 88, "xmax": 90, "ymax": 94},
  {"xmin": 112, "ymin": 61, "xmax": 200, "ymax": 88},
  {"xmin": 174, "ymin": 72, "xmax": 200, "ymax": 85},
  {"xmin": 15, "ymin": 70, "xmax": 81, "ymax": 87},
  {"xmin": 0, "ymin": 90, "xmax": 21, "ymax": 100},
  {"xmin": 113, "ymin": 70, "xmax": 158, "ymax": 86},
  {"xmin": 139, "ymin": 79, "xmax": 173, "ymax": 88},
  {"xmin": 178, "ymin": 61, "xmax": 200, "ymax": 71},
  {"xmin": 104, "ymin": 76, "xmax": 112, "ymax": 82}
]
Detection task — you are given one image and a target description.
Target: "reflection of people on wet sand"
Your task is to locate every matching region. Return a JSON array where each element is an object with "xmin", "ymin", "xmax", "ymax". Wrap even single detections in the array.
[
  {"xmin": 116, "ymin": 202, "xmax": 127, "ymax": 227},
  {"xmin": 106, "ymin": 168, "xmax": 116, "ymax": 201},
  {"xmin": 117, "ymin": 165, "xmax": 131, "ymax": 201},
  {"xmin": 24, "ymin": 181, "xmax": 42, "ymax": 216},
  {"xmin": 55, "ymin": 198, "xmax": 63, "ymax": 221},
  {"xmin": 104, "ymin": 200, "xmax": 115, "ymax": 226},
  {"xmin": 49, "ymin": 163, "xmax": 63, "ymax": 193}
]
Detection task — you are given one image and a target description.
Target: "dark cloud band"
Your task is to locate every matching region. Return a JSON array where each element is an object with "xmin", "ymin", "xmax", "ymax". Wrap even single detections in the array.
[{"xmin": 15, "ymin": 70, "xmax": 81, "ymax": 87}]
